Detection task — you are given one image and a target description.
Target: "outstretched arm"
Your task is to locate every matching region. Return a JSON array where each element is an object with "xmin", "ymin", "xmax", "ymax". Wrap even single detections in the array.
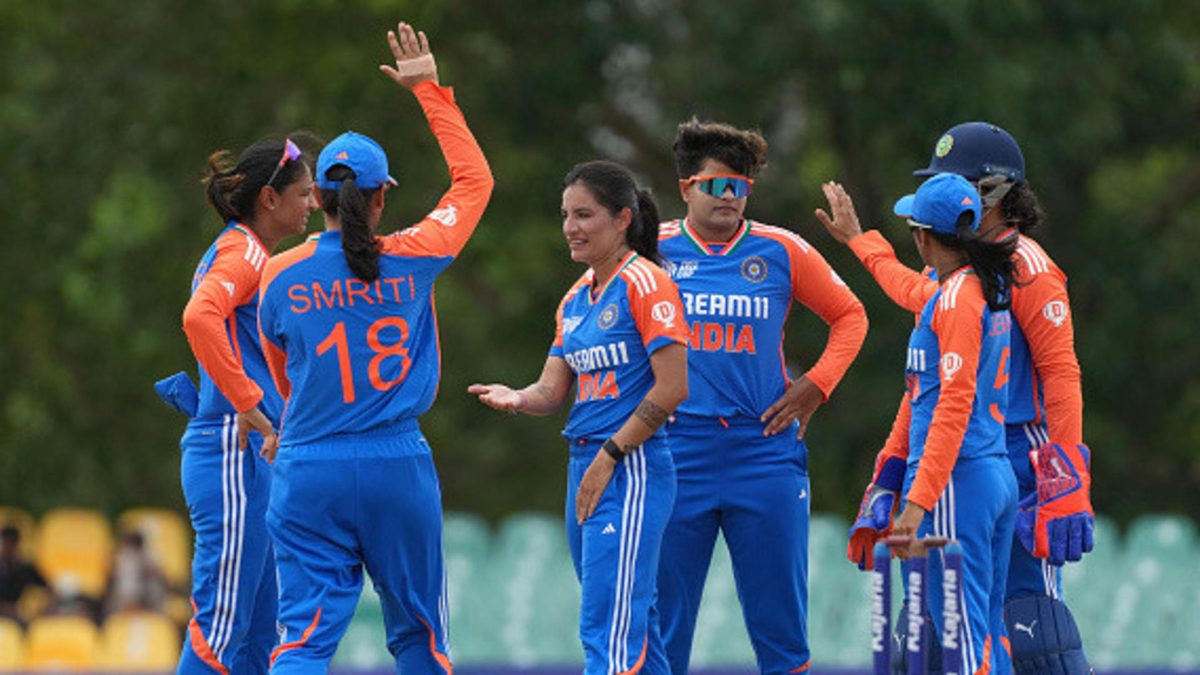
[
  {"xmin": 469, "ymin": 356, "xmax": 575, "ymax": 416},
  {"xmin": 816, "ymin": 181, "xmax": 937, "ymax": 313},
  {"xmin": 378, "ymin": 22, "xmax": 494, "ymax": 260}
]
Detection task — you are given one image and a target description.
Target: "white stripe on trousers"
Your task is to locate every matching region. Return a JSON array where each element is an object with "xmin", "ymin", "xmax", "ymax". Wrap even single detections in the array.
[
  {"xmin": 607, "ymin": 446, "xmax": 646, "ymax": 675},
  {"xmin": 934, "ymin": 479, "xmax": 977, "ymax": 674},
  {"xmin": 209, "ymin": 415, "xmax": 247, "ymax": 661}
]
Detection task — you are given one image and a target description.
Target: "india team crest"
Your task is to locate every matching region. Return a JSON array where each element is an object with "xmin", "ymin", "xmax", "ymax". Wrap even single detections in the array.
[
  {"xmin": 598, "ymin": 303, "xmax": 619, "ymax": 329},
  {"xmin": 740, "ymin": 256, "xmax": 768, "ymax": 283},
  {"xmin": 936, "ymin": 133, "xmax": 954, "ymax": 158},
  {"xmin": 651, "ymin": 301, "xmax": 677, "ymax": 328}
]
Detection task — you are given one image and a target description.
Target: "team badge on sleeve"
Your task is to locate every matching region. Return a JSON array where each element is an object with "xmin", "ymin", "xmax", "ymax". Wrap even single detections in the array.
[
  {"xmin": 940, "ymin": 352, "xmax": 963, "ymax": 381},
  {"xmin": 1042, "ymin": 300, "xmax": 1068, "ymax": 327},
  {"xmin": 740, "ymin": 256, "xmax": 768, "ymax": 283},
  {"xmin": 651, "ymin": 301, "xmax": 677, "ymax": 328},
  {"xmin": 598, "ymin": 304, "xmax": 620, "ymax": 329}
]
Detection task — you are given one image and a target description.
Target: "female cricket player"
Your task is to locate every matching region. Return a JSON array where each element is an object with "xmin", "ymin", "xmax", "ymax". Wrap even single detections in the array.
[
  {"xmin": 257, "ymin": 22, "xmax": 492, "ymax": 673},
  {"xmin": 823, "ymin": 122, "xmax": 1093, "ymax": 673},
  {"xmin": 470, "ymin": 160, "xmax": 689, "ymax": 674},
  {"xmin": 654, "ymin": 119, "xmax": 868, "ymax": 674},
  {"xmin": 834, "ymin": 173, "xmax": 1019, "ymax": 674},
  {"xmin": 177, "ymin": 132, "xmax": 316, "ymax": 673}
]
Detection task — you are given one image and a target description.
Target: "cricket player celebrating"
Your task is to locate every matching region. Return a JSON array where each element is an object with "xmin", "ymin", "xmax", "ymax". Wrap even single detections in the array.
[
  {"xmin": 471, "ymin": 160, "xmax": 689, "ymax": 674},
  {"xmin": 169, "ymin": 132, "xmax": 316, "ymax": 673},
  {"xmin": 655, "ymin": 119, "xmax": 868, "ymax": 674},
  {"xmin": 822, "ymin": 123, "xmax": 1094, "ymax": 673},
  {"xmin": 257, "ymin": 22, "xmax": 492, "ymax": 673}
]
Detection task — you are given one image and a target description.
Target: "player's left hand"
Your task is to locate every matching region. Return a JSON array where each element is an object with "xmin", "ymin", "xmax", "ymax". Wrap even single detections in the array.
[
  {"xmin": 236, "ymin": 407, "xmax": 278, "ymax": 462},
  {"xmin": 890, "ymin": 501, "xmax": 927, "ymax": 560},
  {"xmin": 1016, "ymin": 443, "xmax": 1095, "ymax": 565},
  {"xmin": 576, "ymin": 450, "xmax": 618, "ymax": 524},
  {"xmin": 761, "ymin": 375, "xmax": 824, "ymax": 438}
]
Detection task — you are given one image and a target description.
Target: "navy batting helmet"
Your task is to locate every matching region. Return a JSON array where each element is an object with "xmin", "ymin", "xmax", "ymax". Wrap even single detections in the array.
[{"xmin": 914, "ymin": 122, "xmax": 1025, "ymax": 184}]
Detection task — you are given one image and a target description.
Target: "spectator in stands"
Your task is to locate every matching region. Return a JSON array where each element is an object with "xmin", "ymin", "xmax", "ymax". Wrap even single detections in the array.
[
  {"xmin": 0, "ymin": 525, "xmax": 48, "ymax": 625},
  {"xmin": 104, "ymin": 531, "xmax": 167, "ymax": 616}
]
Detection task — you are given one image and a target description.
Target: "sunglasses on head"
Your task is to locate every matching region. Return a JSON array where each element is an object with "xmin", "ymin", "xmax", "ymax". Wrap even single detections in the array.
[
  {"xmin": 266, "ymin": 138, "xmax": 303, "ymax": 188},
  {"xmin": 685, "ymin": 174, "xmax": 754, "ymax": 199},
  {"xmin": 907, "ymin": 219, "xmax": 933, "ymax": 232}
]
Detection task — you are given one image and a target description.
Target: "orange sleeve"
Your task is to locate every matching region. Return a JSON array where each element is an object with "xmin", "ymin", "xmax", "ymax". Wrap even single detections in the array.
[
  {"xmin": 623, "ymin": 260, "xmax": 690, "ymax": 351},
  {"xmin": 906, "ymin": 274, "xmax": 986, "ymax": 511},
  {"xmin": 848, "ymin": 230, "xmax": 938, "ymax": 314},
  {"xmin": 784, "ymin": 235, "xmax": 868, "ymax": 400},
  {"xmin": 1012, "ymin": 270, "xmax": 1084, "ymax": 445},
  {"xmin": 181, "ymin": 231, "xmax": 265, "ymax": 412},
  {"xmin": 881, "ymin": 391, "xmax": 913, "ymax": 462},
  {"xmin": 379, "ymin": 81, "xmax": 494, "ymax": 259},
  {"xmin": 259, "ymin": 330, "xmax": 291, "ymax": 401}
]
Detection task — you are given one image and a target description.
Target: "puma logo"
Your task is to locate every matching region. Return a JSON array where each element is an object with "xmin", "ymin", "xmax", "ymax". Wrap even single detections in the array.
[{"xmin": 1014, "ymin": 620, "xmax": 1037, "ymax": 639}]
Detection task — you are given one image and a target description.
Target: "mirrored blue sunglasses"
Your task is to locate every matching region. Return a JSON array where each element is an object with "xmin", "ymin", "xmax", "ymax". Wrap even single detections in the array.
[{"xmin": 686, "ymin": 173, "xmax": 754, "ymax": 199}]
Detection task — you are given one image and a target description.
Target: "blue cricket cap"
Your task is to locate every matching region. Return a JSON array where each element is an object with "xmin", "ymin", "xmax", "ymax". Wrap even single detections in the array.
[
  {"xmin": 316, "ymin": 131, "xmax": 398, "ymax": 190},
  {"xmin": 914, "ymin": 121, "xmax": 1025, "ymax": 184},
  {"xmin": 893, "ymin": 173, "xmax": 982, "ymax": 235}
]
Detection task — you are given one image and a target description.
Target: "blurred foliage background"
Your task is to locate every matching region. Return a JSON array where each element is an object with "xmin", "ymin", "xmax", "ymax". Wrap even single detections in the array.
[{"xmin": 2, "ymin": 0, "xmax": 1197, "ymax": 525}]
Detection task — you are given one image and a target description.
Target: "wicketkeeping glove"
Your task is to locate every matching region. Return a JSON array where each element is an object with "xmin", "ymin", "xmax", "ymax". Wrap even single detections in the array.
[
  {"xmin": 847, "ymin": 454, "xmax": 906, "ymax": 570},
  {"xmin": 1015, "ymin": 443, "xmax": 1094, "ymax": 566}
]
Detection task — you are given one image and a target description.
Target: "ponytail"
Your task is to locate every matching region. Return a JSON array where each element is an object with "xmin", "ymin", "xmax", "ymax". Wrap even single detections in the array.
[
  {"xmin": 201, "ymin": 139, "xmax": 306, "ymax": 225},
  {"xmin": 628, "ymin": 189, "xmax": 661, "ymax": 264},
  {"xmin": 320, "ymin": 165, "xmax": 381, "ymax": 282},
  {"xmin": 203, "ymin": 151, "xmax": 243, "ymax": 223},
  {"xmin": 932, "ymin": 213, "xmax": 1018, "ymax": 311},
  {"xmin": 563, "ymin": 160, "xmax": 661, "ymax": 264}
]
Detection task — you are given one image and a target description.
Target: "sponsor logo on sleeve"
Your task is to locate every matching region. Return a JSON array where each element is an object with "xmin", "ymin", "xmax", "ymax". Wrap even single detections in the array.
[
  {"xmin": 651, "ymin": 301, "xmax": 677, "ymax": 328},
  {"xmin": 1042, "ymin": 300, "xmax": 1068, "ymax": 327},
  {"xmin": 428, "ymin": 204, "xmax": 459, "ymax": 227},
  {"xmin": 940, "ymin": 352, "xmax": 963, "ymax": 382}
]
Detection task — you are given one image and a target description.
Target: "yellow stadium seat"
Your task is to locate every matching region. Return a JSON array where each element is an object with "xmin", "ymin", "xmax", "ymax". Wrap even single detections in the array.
[
  {"xmin": 22, "ymin": 615, "xmax": 101, "ymax": 671},
  {"xmin": 35, "ymin": 508, "xmax": 114, "ymax": 599},
  {"xmin": 0, "ymin": 617, "xmax": 23, "ymax": 670},
  {"xmin": 100, "ymin": 611, "xmax": 181, "ymax": 671},
  {"xmin": 117, "ymin": 508, "xmax": 192, "ymax": 589},
  {"xmin": 0, "ymin": 506, "xmax": 37, "ymax": 556}
]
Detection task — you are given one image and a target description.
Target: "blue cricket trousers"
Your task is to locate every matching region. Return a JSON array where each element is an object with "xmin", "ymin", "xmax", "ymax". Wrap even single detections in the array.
[
  {"xmin": 266, "ymin": 421, "xmax": 450, "ymax": 674},
  {"xmin": 905, "ymin": 454, "xmax": 1018, "ymax": 675},
  {"xmin": 179, "ymin": 415, "xmax": 277, "ymax": 675},
  {"xmin": 656, "ymin": 414, "xmax": 812, "ymax": 675},
  {"xmin": 566, "ymin": 437, "xmax": 676, "ymax": 675}
]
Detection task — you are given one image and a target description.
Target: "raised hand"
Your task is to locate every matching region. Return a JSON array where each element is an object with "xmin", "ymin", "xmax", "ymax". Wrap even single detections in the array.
[
  {"xmin": 815, "ymin": 181, "xmax": 865, "ymax": 245},
  {"xmin": 380, "ymin": 21, "xmax": 439, "ymax": 88}
]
